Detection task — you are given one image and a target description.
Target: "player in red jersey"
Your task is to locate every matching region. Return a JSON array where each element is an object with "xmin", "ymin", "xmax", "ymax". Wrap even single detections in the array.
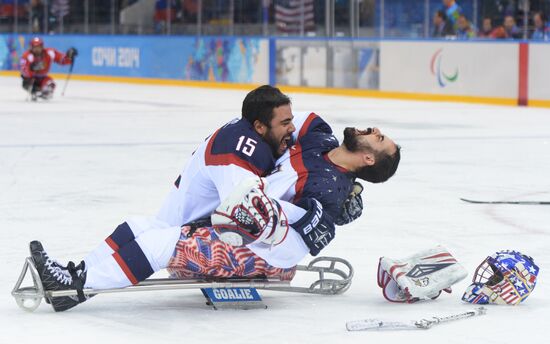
[{"xmin": 20, "ymin": 37, "xmax": 78, "ymax": 100}]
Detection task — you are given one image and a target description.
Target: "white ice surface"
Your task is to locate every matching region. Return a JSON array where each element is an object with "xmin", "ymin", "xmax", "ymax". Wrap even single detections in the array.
[{"xmin": 1, "ymin": 76, "xmax": 548, "ymax": 343}]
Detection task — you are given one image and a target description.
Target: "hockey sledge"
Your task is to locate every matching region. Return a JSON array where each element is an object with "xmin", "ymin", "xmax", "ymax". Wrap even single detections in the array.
[{"xmin": 12, "ymin": 256, "xmax": 353, "ymax": 312}]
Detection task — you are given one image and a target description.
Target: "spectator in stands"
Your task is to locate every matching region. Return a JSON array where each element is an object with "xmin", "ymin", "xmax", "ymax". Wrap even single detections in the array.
[
  {"xmin": 477, "ymin": 16, "xmax": 506, "ymax": 39},
  {"xmin": 50, "ymin": 0, "xmax": 69, "ymax": 33},
  {"xmin": 442, "ymin": 0, "xmax": 462, "ymax": 31},
  {"xmin": 432, "ymin": 9, "xmax": 454, "ymax": 38},
  {"xmin": 0, "ymin": 0, "xmax": 29, "ymax": 23},
  {"xmin": 30, "ymin": 0, "xmax": 44, "ymax": 33},
  {"xmin": 477, "ymin": 17, "xmax": 494, "ymax": 38},
  {"xmin": 503, "ymin": 15, "xmax": 522, "ymax": 39},
  {"xmin": 154, "ymin": 0, "xmax": 180, "ymax": 33},
  {"xmin": 456, "ymin": 14, "xmax": 475, "ymax": 39},
  {"xmin": 181, "ymin": 0, "xmax": 198, "ymax": 23},
  {"xmin": 531, "ymin": 11, "xmax": 548, "ymax": 40}
]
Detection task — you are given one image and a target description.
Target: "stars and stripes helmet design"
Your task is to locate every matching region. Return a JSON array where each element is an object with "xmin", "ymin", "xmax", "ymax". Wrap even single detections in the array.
[{"xmin": 462, "ymin": 250, "xmax": 539, "ymax": 305}]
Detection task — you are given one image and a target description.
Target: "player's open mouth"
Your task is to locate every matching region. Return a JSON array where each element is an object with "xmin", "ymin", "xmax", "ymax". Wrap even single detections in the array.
[
  {"xmin": 280, "ymin": 136, "xmax": 291, "ymax": 150},
  {"xmin": 356, "ymin": 128, "xmax": 373, "ymax": 135}
]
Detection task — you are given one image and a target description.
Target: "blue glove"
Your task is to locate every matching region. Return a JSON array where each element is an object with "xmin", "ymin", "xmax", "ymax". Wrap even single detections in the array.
[{"xmin": 291, "ymin": 198, "xmax": 335, "ymax": 256}]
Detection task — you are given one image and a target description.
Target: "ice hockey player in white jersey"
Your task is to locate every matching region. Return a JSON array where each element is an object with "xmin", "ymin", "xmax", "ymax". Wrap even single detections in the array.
[{"xmin": 29, "ymin": 88, "xmax": 401, "ymax": 311}]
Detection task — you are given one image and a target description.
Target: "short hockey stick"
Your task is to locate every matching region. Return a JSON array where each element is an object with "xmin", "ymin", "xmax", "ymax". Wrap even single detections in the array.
[
  {"xmin": 460, "ymin": 198, "xmax": 550, "ymax": 205},
  {"xmin": 61, "ymin": 60, "xmax": 75, "ymax": 96},
  {"xmin": 346, "ymin": 307, "xmax": 487, "ymax": 331}
]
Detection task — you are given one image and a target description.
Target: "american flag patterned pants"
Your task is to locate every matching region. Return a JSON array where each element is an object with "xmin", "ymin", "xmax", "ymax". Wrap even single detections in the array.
[{"xmin": 167, "ymin": 226, "xmax": 296, "ymax": 281}]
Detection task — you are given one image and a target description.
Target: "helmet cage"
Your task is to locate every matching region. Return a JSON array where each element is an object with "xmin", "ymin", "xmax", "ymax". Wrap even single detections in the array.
[{"xmin": 472, "ymin": 257, "xmax": 502, "ymax": 286}]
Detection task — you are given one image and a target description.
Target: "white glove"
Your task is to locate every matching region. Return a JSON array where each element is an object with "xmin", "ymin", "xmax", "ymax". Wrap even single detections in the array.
[
  {"xmin": 377, "ymin": 245, "xmax": 468, "ymax": 303},
  {"xmin": 211, "ymin": 177, "xmax": 289, "ymax": 247}
]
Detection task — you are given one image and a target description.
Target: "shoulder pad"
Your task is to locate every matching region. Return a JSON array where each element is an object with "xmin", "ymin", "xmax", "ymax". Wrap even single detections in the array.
[
  {"xmin": 205, "ymin": 119, "xmax": 275, "ymax": 176},
  {"xmin": 46, "ymin": 49, "xmax": 56, "ymax": 59},
  {"xmin": 299, "ymin": 130, "xmax": 339, "ymax": 153},
  {"xmin": 297, "ymin": 113, "xmax": 333, "ymax": 140}
]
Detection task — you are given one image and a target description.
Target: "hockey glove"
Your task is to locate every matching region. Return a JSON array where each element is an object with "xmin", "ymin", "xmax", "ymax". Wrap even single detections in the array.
[
  {"xmin": 377, "ymin": 245, "xmax": 467, "ymax": 303},
  {"xmin": 66, "ymin": 47, "xmax": 78, "ymax": 60},
  {"xmin": 291, "ymin": 198, "xmax": 335, "ymax": 256},
  {"xmin": 211, "ymin": 177, "xmax": 289, "ymax": 247},
  {"xmin": 334, "ymin": 182, "xmax": 364, "ymax": 226}
]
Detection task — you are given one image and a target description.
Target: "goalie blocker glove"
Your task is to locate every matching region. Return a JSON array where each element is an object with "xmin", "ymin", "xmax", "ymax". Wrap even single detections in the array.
[
  {"xmin": 290, "ymin": 198, "xmax": 335, "ymax": 256},
  {"xmin": 377, "ymin": 245, "xmax": 468, "ymax": 303}
]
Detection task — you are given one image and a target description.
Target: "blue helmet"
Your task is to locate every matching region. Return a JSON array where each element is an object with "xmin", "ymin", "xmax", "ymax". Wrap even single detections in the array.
[{"xmin": 462, "ymin": 250, "xmax": 539, "ymax": 305}]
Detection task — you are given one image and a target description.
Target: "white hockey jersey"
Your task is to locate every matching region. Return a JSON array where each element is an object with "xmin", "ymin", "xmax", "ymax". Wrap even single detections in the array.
[{"xmin": 156, "ymin": 112, "xmax": 353, "ymax": 268}]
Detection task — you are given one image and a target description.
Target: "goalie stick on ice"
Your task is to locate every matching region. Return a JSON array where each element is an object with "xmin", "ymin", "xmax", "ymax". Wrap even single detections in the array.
[{"xmin": 346, "ymin": 307, "xmax": 487, "ymax": 331}]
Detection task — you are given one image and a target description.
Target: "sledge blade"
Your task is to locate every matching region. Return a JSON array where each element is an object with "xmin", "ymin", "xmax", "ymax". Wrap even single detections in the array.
[{"xmin": 11, "ymin": 257, "xmax": 45, "ymax": 312}]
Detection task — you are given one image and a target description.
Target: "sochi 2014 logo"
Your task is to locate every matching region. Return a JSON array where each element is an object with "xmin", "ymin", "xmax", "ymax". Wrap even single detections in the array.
[{"xmin": 430, "ymin": 49, "xmax": 458, "ymax": 87}]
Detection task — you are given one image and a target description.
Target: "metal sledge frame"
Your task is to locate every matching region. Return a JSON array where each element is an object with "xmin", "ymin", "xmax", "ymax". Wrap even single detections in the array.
[{"xmin": 12, "ymin": 256, "xmax": 354, "ymax": 312}]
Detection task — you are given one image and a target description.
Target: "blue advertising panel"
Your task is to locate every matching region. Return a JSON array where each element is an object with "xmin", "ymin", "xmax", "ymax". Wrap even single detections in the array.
[{"xmin": 0, "ymin": 34, "xmax": 268, "ymax": 83}]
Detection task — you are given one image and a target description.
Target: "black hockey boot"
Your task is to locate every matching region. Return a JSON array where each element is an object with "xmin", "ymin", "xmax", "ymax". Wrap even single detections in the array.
[
  {"xmin": 29, "ymin": 241, "xmax": 70, "ymax": 305},
  {"xmin": 29, "ymin": 241, "xmax": 69, "ymax": 276},
  {"xmin": 29, "ymin": 240, "xmax": 89, "ymax": 312}
]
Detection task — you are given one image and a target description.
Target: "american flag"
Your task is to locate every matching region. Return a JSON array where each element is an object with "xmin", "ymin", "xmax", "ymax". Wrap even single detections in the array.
[
  {"xmin": 167, "ymin": 226, "xmax": 296, "ymax": 281},
  {"xmin": 275, "ymin": 0, "xmax": 315, "ymax": 34},
  {"xmin": 489, "ymin": 278, "xmax": 521, "ymax": 305},
  {"xmin": 51, "ymin": 0, "xmax": 70, "ymax": 19}
]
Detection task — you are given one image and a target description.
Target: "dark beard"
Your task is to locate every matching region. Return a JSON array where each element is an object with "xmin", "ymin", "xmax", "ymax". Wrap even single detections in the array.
[
  {"xmin": 343, "ymin": 127, "xmax": 373, "ymax": 152},
  {"xmin": 265, "ymin": 134, "xmax": 281, "ymax": 158},
  {"xmin": 265, "ymin": 130, "xmax": 291, "ymax": 159},
  {"xmin": 343, "ymin": 127, "xmax": 360, "ymax": 152}
]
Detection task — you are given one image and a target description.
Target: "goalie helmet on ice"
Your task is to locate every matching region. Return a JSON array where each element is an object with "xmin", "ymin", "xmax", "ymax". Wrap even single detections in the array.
[{"xmin": 462, "ymin": 250, "xmax": 539, "ymax": 305}]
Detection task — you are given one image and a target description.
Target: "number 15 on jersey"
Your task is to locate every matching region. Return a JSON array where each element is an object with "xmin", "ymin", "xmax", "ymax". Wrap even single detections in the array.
[{"xmin": 236, "ymin": 136, "xmax": 257, "ymax": 157}]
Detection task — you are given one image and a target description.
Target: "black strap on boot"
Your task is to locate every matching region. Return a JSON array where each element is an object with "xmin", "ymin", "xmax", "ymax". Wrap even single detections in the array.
[{"xmin": 67, "ymin": 260, "xmax": 87, "ymax": 302}]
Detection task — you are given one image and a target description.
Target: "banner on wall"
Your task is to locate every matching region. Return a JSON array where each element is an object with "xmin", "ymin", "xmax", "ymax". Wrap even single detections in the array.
[
  {"xmin": 275, "ymin": 39, "xmax": 380, "ymax": 90},
  {"xmin": 0, "ymin": 35, "xmax": 25, "ymax": 71},
  {"xmin": 528, "ymin": 43, "xmax": 550, "ymax": 102},
  {"xmin": 0, "ymin": 35, "xmax": 269, "ymax": 84},
  {"xmin": 3, "ymin": 34, "xmax": 549, "ymax": 104},
  {"xmin": 380, "ymin": 41, "xmax": 519, "ymax": 99}
]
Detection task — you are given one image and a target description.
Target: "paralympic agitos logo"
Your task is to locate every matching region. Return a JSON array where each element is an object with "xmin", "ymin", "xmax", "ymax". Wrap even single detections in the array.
[{"xmin": 430, "ymin": 49, "xmax": 458, "ymax": 87}]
